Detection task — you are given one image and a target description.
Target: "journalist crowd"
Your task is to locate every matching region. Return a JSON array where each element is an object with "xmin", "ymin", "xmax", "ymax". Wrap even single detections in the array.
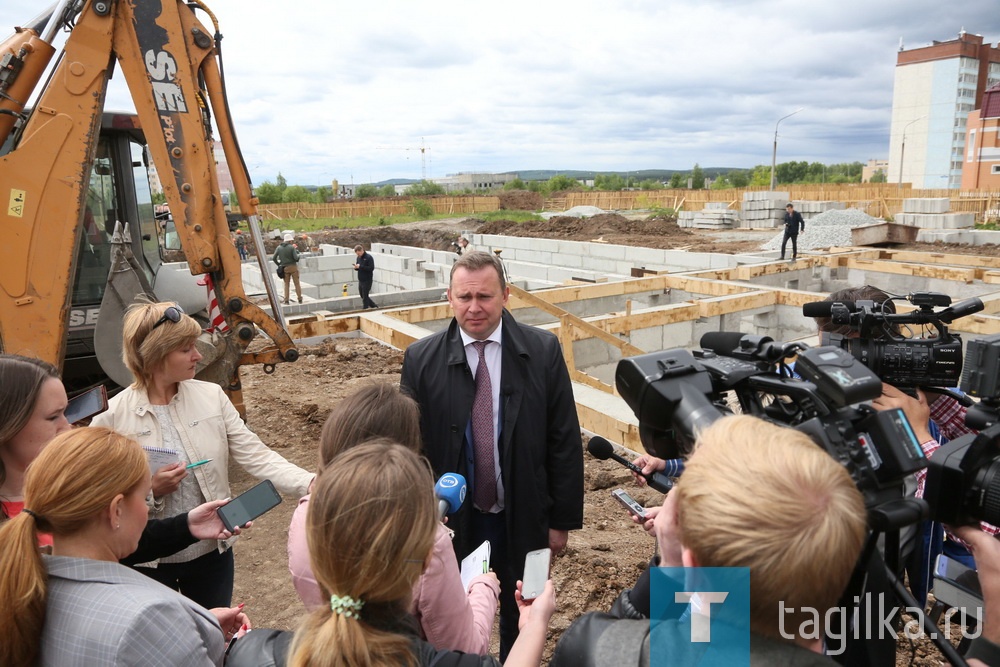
[{"xmin": 4, "ymin": 254, "xmax": 1000, "ymax": 666}]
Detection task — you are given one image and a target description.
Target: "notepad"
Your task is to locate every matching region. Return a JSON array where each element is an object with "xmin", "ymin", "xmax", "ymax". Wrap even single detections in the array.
[
  {"xmin": 143, "ymin": 446, "xmax": 180, "ymax": 474},
  {"xmin": 460, "ymin": 540, "xmax": 491, "ymax": 591}
]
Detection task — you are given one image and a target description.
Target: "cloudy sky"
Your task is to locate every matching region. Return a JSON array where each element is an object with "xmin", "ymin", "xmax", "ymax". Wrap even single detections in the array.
[{"xmin": 4, "ymin": 0, "xmax": 1000, "ymax": 186}]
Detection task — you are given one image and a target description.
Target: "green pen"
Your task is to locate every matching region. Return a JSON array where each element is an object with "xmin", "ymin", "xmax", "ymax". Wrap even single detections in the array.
[{"xmin": 186, "ymin": 459, "xmax": 212, "ymax": 469}]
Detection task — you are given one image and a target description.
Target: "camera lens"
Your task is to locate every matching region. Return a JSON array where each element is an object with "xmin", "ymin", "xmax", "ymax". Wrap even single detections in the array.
[{"xmin": 971, "ymin": 458, "xmax": 1000, "ymax": 526}]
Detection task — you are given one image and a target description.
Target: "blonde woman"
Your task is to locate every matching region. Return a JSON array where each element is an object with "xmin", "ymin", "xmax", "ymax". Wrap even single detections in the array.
[
  {"xmin": 93, "ymin": 302, "xmax": 313, "ymax": 608},
  {"xmin": 0, "ymin": 428, "xmax": 247, "ymax": 666},
  {"xmin": 230, "ymin": 441, "xmax": 554, "ymax": 667}
]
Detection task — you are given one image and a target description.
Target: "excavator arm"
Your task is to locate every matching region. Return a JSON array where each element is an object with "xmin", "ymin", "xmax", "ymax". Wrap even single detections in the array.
[{"xmin": 0, "ymin": 0, "xmax": 296, "ymax": 402}]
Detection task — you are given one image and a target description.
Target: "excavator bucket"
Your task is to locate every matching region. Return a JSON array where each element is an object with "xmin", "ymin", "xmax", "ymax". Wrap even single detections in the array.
[{"xmin": 94, "ymin": 221, "xmax": 154, "ymax": 387}]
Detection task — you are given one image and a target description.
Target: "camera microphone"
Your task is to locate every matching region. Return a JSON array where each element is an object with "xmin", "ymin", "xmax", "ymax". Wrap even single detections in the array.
[
  {"xmin": 586, "ymin": 436, "xmax": 679, "ymax": 493},
  {"xmin": 434, "ymin": 473, "xmax": 467, "ymax": 520},
  {"xmin": 699, "ymin": 331, "xmax": 746, "ymax": 356},
  {"xmin": 801, "ymin": 301, "xmax": 859, "ymax": 318}
]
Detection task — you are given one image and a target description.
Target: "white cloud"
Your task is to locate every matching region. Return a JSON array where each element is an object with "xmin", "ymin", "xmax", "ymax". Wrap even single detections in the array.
[{"xmin": 2, "ymin": 0, "xmax": 999, "ymax": 184}]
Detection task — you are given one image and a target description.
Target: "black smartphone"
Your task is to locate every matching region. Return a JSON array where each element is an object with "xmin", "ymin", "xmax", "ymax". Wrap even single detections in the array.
[
  {"xmin": 64, "ymin": 385, "xmax": 108, "ymax": 424},
  {"xmin": 217, "ymin": 479, "xmax": 282, "ymax": 532},
  {"xmin": 612, "ymin": 488, "xmax": 647, "ymax": 520}
]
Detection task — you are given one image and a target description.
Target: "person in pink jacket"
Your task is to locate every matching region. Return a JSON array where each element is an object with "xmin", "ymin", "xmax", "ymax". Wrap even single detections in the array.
[{"xmin": 287, "ymin": 383, "xmax": 499, "ymax": 654}]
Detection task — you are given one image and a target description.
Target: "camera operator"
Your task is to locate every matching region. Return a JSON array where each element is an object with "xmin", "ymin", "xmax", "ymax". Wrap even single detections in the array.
[
  {"xmin": 552, "ymin": 415, "xmax": 867, "ymax": 667},
  {"xmin": 813, "ymin": 287, "xmax": 994, "ymax": 587}
]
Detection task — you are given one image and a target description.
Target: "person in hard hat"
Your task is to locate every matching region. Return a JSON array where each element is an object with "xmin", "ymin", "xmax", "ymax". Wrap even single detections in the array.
[
  {"xmin": 273, "ymin": 233, "xmax": 302, "ymax": 304},
  {"xmin": 235, "ymin": 230, "xmax": 248, "ymax": 260}
]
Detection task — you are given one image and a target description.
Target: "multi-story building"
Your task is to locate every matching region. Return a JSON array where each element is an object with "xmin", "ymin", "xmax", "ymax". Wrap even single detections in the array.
[
  {"xmin": 962, "ymin": 83, "xmax": 1000, "ymax": 189},
  {"xmin": 889, "ymin": 31, "xmax": 1000, "ymax": 189}
]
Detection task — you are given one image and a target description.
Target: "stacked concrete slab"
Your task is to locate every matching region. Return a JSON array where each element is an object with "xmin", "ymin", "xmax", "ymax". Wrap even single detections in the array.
[
  {"xmin": 895, "ymin": 198, "xmax": 974, "ymax": 230},
  {"xmin": 677, "ymin": 202, "xmax": 738, "ymax": 229},
  {"xmin": 739, "ymin": 191, "xmax": 790, "ymax": 228},
  {"xmin": 794, "ymin": 200, "xmax": 846, "ymax": 221}
]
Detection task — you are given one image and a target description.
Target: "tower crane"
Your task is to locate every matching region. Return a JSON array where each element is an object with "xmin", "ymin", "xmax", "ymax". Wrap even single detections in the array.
[{"xmin": 376, "ymin": 138, "xmax": 431, "ymax": 180}]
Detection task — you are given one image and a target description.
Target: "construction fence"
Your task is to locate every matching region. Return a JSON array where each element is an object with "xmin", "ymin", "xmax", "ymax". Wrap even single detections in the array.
[
  {"xmin": 258, "ymin": 185, "xmax": 1000, "ymax": 223},
  {"xmin": 548, "ymin": 185, "xmax": 1000, "ymax": 222},
  {"xmin": 257, "ymin": 196, "xmax": 500, "ymax": 221}
]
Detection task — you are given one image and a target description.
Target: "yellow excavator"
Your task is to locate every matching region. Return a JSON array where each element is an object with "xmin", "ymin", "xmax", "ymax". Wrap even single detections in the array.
[{"xmin": 0, "ymin": 0, "xmax": 296, "ymax": 413}]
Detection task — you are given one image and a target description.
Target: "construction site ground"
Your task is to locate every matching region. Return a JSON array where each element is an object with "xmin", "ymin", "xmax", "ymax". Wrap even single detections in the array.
[{"xmin": 233, "ymin": 215, "xmax": 985, "ymax": 665}]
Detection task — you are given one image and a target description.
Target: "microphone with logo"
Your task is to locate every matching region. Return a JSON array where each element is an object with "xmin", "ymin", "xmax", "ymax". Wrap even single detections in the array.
[
  {"xmin": 434, "ymin": 473, "xmax": 467, "ymax": 521},
  {"xmin": 586, "ymin": 436, "xmax": 681, "ymax": 494}
]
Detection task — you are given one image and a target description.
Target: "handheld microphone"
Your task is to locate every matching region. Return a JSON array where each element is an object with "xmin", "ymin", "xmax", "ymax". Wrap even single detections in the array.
[
  {"xmin": 434, "ymin": 473, "xmax": 467, "ymax": 520},
  {"xmin": 586, "ymin": 436, "xmax": 679, "ymax": 493}
]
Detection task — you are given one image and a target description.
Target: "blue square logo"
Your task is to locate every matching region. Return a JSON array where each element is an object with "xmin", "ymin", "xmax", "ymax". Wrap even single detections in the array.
[{"xmin": 650, "ymin": 567, "xmax": 750, "ymax": 667}]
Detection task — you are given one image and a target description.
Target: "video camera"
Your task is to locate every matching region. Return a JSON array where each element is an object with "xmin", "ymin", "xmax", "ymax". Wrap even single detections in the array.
[
  {"xmin": 924, "ymin": 333, "xmax": 1000, "ymax": 526},
  {"xmin": 802, "ymin": 292, "xmax": 984, "ymax": 389},
  {"xmin": 615, "ymin": 333, "xmax": 927, "ymax": 516}
]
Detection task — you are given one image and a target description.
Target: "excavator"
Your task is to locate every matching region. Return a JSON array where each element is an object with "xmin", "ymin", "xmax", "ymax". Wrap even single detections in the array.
[{"xmin": 0, "ymin": 0, "xmax": 297, "ymax": 413}]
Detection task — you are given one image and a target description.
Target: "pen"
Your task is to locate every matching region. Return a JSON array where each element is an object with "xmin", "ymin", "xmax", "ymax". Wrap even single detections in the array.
[{"xmin": 186, "ymin": 459, "xmax": 212, "ymax": 469}]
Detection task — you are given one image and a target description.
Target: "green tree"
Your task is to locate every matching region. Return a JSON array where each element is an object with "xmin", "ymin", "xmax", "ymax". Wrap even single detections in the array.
[
  {"xmin": 691, "ymin": 164, "xmax": 705, "ymax": 190},
  {"xmin": 638, "ymin": 179, "xmax": 664, "ymax": 191},
  {"xmin": 151, "ymin": 191, "xmax": 166, "ymax": 205},
  {"xmin": 594, "ymin": 174, "xmax": 627, "ymax": 191},
  {"xmin": 869, "ymin": 169, "xmax": 887, "ymax": 184},
  {"xmin": 255, "ymin": 180, "xmax": 283, "ymax": 204},
  {"xmin": 314, "ymin": 186, "xmax": 332, "ymax": 203},
  {"xmin": 282, "ymin": 185, "xmax": 312, "ymax": 203},
  {"xmin": 355, "ymin": 184, "xmax": 378, "ymax": 199},
  {"xmin": 378, "ymin": 184, "xmax": 397, "ymax": 197},
  {"xmin": 503, "ymin": 178, "xmax": 526, "ymax": 190},
  {"xmin": 407, "ymin": 180, "xmax": 445, "ymax": 196},
  {"xmin": 668, "ymin": 173, "xmax": 684, "ymax": 188},
  {"xmin": 526, "ymin": 180, "xmax": 544, "ymax": 193},
  {"xmin": 547, "ymin": 174, "xmax": 579, "ymax": 192},
  {"xmin": 275, "ymin": 173, "xmax": 288, "ymax": 192}
]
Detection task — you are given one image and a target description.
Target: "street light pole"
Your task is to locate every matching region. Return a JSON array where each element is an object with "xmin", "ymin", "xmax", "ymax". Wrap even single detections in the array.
[
  {"xmin": 898, "ymin": 117, "xmax": 925, "ymax": 189},
  {"xmin": 770, "ymin": 108, "xmax": 803, "ymax": 190}
]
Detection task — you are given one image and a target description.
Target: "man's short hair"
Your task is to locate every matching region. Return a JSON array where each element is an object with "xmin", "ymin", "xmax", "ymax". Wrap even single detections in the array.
[
  {"xmin": 676, "ymin": 415, "xmax": 866, "ymax": 639},
  {"xmin": 814, "ymin": 285, "xmax": 896, "ymax": 337},
  {"xmin": 449, "ymin": 250, "xmax": 506, "ymax": 292},
  {"xmin": 353, "ymin": 244, "xmax": 363, "ymax": 252},
  {"xmin": 786, "ymin": 203, "xmax": 794, "ymax": 209}
]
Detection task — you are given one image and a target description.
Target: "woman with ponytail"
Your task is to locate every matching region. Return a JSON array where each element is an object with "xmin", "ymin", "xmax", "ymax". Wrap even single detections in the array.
[
  {"xmin": 0, "ymin": 427, "xmax": 243, "ymax": 666},
  {"xmin": 232, "ymin": 440, "xmax": 555, "ymax": 667}
]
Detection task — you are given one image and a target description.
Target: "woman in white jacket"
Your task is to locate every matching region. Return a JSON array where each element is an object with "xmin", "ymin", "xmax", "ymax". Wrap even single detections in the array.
[{"xmin": 93, "ymin": 301, "xmax": 313, "ymax": 608}]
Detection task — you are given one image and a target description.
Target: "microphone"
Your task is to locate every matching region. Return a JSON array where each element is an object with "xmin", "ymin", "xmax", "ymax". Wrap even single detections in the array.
[
  {"xmin": 802, "ymin": 301, "xmax": 858, "ymax": 318},
  {"xmin": 586, "ymin": 436, "xmax": 679, "ymax": 493},
  {"xmin": 434, "ymin": 473, "xmax": 467, "ymax": 520},
  {"xmin": 699, "ymin": 331, "xmax": 746, "ymax": 356}
]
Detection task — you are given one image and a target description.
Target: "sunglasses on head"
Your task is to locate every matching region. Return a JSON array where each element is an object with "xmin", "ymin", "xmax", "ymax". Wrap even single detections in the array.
[{"xmin": 150, "ymin": 305, "xmax": 184, "ymax": 331}]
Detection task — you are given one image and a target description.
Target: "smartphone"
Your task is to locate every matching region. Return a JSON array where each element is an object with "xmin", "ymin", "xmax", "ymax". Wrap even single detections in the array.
[
  {"xmin": 612, "ymin": 488, "xmax": 647, "ymax": 520},
  {"xmin": 217, "ymin": 479, "xmax": 282, "ymax": 532},
  {"xmin": 64, "ymin": 385, "xmax": 108, "ymax": 424},
  {"xmin": 521, "ymin": 547, "xmax": 551, "ymax": 601}
]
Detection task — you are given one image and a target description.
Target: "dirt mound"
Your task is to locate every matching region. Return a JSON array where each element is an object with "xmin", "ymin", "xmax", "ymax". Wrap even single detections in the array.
[
  {"xmin": 497, "ymin": 190, "xmax": 543, "ymax": 211},
  {"xmin": 304, "ymin": 226, "xmax": 462, "ymax": 252}
]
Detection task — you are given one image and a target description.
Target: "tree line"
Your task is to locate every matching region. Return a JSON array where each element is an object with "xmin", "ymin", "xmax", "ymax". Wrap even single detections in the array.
[{"xmin": 251, "ymin": 160, "xmax": 877, "ymax": 204}]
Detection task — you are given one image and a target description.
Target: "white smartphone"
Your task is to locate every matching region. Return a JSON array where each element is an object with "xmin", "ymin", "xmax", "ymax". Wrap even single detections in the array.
[{"xmin": 521, "ymin": 547, "xmax": 551, "ymax": 601}]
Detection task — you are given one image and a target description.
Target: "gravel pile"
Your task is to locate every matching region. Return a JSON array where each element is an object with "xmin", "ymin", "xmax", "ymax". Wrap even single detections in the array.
[{"xmin": 759, "ymin": 208, "xmax": 881, "ymax": 251}]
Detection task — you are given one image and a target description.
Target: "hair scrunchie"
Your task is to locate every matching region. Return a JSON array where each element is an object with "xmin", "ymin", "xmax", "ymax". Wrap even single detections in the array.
[{"xmin": 330, "ymin": 594, "xmax": 364, "ymax": 619}]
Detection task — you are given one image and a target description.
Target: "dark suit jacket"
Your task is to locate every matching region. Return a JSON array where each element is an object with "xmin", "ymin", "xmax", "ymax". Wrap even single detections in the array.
[{"xmin": 400, "ymin": 309, "xmax": 583, "ymax": 572}]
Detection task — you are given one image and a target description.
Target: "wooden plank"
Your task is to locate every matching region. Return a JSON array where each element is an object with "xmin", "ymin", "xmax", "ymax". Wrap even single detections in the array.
[
  {"xmin": 698, "ymin": 291, "xmax": 776, "ymax": 318},
  {"xmin": 286, "ymin": 315, "xmax": 358, "ymax": 339},
  {"xmin": 570, "ymin": 369, "xmax": 614, "ymax": 394},
  {"xmin": 576, "ymin": 403, "xmax": 642, "ymax": 452},
  {"xmin": 878, "ymin": 250, "xmax": 1000, "ymax": 270},
  {"xmin": 508, "ymin": 284, "xmax": 645, "ymax": 356}
]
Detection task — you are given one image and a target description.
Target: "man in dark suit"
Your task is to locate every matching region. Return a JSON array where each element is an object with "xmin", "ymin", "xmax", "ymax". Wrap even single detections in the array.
[
  {"xmin": 400, "ymin": 251, "xmax": 583, "ymax": 659},
  {"xmin": 353, "ymin": 244, "xmax": 378, "ymax": 309},
  {"xmin": 780, "ymin": 203, "xmax": 806, "ymax": 261}
]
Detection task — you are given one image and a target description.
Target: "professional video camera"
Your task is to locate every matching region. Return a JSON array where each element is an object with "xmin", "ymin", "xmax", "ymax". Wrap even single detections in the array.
[
  {"xmin": 615, "ymin": 332, "xmax": 927, "ymax": 514},
  {"xmin": 802, "ymin": 291, "xmax": 984, "ymax": 389},
  {"xmin": 924, "ymin": 333, "xmax": 1000, "ymax": 526}
]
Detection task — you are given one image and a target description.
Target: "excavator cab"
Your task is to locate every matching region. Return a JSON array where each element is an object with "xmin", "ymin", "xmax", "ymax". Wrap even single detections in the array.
[{"xmin": 63, "ymin": 113, "xmax": 163, "ymax": 394}]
